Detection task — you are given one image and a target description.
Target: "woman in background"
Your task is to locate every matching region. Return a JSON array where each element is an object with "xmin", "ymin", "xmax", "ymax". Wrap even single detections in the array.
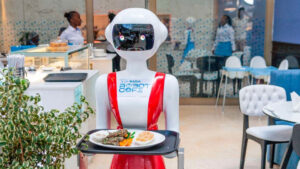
[
  {"xmin": 212, "ymin": 15, "xmax": 235, "ymax": 64},
  {"xmin": 60, "ymin": 11, "xmax": 84, "ymax": 45},
  {"xmin": 233, "ymin": 7, "xmax": 249, "ymax": 51}
]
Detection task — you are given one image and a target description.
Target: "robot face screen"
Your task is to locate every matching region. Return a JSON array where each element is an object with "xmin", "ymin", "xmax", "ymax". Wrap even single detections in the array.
[{"xmin": 112, "ymin": 24, "xmax": 154, "ymax": 51}]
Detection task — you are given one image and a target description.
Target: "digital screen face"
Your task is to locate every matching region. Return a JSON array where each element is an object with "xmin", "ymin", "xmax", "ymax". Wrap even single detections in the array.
[{"xmin": 112, "ymin": 24, "xmax": 154, "ymax": 51}]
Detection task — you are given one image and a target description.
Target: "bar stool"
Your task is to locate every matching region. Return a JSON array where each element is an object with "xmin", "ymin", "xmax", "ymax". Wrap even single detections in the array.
[
  {"xmin": 216, "ymin": 56, "xmax": 248, "ymax": 112},
  {"xmin": 250, "ymin": 56, "xmax": 267, "ymax": 84},
  {"xmin": 278, "ymin": 59, "xmax": 289, "ymax": 70}
]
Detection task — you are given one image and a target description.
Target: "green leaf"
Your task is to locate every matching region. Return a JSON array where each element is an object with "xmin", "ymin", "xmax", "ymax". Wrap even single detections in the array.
[{"xmin": 0, "ymin": 141, "xmax": 5, "ymax": 147}]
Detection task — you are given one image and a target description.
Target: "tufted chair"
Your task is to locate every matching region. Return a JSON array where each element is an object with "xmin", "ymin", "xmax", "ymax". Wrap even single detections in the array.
[
  {"xmin": 239, "ymin": 85, "xmax": 293, "ymax": 169},
  {"xmin": 292, "ymin": 124, "xmax": 300, "ymax": 169}
]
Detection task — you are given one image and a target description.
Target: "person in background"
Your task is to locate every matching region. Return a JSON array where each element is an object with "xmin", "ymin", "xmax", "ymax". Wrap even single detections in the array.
[
  {"xmin": 26, "ymin": 32, "xmax": 39, "ymax": 46},
  {"xmin": 60, "ymin": 11, "xmax": 84, "ymax": 45},
  {"xmin": 212, "ymin": 15, "xmax": 235, "ymax": 65},
  {"xmin": 233, "ymin": 7, "xmax": 249, "ymax": 51},
  {"xmin": 106, "ymin": 12, "xmax": 121, "ymax": 72},
  {"xmin": 58, "ymin": 27, "xmax": 67, "ymax": 36},
  {"xmin": 181, "ymin": 16, "xmax": 195, "ymax": 64}
]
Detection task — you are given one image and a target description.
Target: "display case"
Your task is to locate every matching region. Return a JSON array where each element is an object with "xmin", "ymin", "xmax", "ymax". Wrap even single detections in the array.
[{"xmin": 11, "ymin": 45, "xmax": 89, "ymax": 70}]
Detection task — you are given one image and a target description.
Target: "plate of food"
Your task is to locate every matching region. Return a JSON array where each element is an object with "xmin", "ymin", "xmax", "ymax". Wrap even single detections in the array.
[{"xmin": 89, "ymin": 129, "xmax": 165, "ymax": 150}]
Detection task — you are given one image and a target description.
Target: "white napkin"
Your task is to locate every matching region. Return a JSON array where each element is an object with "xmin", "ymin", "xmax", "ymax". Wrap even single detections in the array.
[{"xmin": 291, "ymin": 92, "xmax": 300, "ymax": 112}]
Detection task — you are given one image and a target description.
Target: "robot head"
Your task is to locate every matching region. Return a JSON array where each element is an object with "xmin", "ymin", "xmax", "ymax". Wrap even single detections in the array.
[{"xmin": 105, "ymin": 8, "xmax": 168, "ymax": 61}]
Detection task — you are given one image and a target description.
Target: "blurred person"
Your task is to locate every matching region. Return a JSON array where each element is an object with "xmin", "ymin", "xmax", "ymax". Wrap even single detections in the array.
[
  {"xmin": 58, "ymin": 27, "xmax": 67, "ymax": 36},
  {"xmin": 60, "ymin": 11, "xmax": 84, "ymax": 45},
  {"xmin": 233, "ymin": 7, "xmax": 249, "ymax": 51},
  {"xmin": 212, "ymin": 15, "xmax": 235, "ymax": 65},
  {"xmin": 181, "ymin": 16, "xmax": 196, "ymax": 64},
  {"xmin": 26, "ymin": 32, "xmax": 39, "ymax": 46}
]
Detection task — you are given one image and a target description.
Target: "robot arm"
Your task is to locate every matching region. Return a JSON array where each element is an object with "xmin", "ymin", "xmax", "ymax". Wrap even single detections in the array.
[
  {"xmin": 95, "ymin": 74, "xmax": 111, "ymax": 129},
  {"xmin": 163, "ymin": 74, "xmax": 180, "ymax": 133}
]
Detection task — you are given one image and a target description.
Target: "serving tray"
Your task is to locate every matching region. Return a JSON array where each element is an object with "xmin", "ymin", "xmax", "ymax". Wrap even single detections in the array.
[{"xmin": 77, "ymin": 129, "xmax": 180, "ymax": 155}]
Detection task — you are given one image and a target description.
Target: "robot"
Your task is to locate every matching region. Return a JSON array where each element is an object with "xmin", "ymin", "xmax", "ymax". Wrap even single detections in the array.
[{"xmin": 95, "ymin": 8, "xmax": 179, "ymax": 169}]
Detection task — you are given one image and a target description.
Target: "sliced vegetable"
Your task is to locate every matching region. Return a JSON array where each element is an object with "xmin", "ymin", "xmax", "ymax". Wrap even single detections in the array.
[{"xmin": 119, "ymin": 138, "xmax": 133, "ymax": 146}]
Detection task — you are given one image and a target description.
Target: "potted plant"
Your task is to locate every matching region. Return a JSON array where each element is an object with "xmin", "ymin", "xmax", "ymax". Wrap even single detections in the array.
[{"xmin": 0, "ymin": 69, "xmax": 94, "ymax": 168}]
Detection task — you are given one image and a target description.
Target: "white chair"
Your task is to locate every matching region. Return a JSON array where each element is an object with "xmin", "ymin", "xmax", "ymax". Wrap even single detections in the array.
[
  {"xmin": 250, "ymin": 56, "xmax": 267, "ymax": 84},
  {"xmin": 278, "ymin": 59, "xmax": 289, "ymax": 70},
  {"xmin": 250, "ymin": 56, "xmax": 267, "ymax": 68},
  {"xmin": 286, "ymin": 55, "xmax": 299, "ymax": 69},
  {"xmin": 216, "ymin": 56, "xmax": 249, "ymax": 112},
  {"xmin": 239, "ymin": 85, "xmax": 293, "ymax": 169}
]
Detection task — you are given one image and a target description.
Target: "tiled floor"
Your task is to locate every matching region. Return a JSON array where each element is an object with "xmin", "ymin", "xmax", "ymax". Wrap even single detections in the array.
[{"xmin": 88, "ymin": 105, "xmax": 280, "ymax": 169}]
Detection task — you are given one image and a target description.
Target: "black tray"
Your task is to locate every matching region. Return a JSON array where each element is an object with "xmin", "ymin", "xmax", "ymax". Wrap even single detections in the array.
[
  {"xmin": 77, "ymin": 129, "xmax": 180, "ymax": 155},
  {"xmin": 44, "ymin": 73, "xmax": 87, "ymax": 82}
]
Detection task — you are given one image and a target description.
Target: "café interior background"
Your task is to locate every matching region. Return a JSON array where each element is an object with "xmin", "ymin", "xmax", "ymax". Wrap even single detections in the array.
[{"xmin": 0, "ymin": 0, "xmax": 266, "ymax": 98}]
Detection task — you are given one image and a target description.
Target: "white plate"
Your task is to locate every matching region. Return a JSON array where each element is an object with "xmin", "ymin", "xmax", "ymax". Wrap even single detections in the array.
[{"xmin": 89, "ymin": 129, "xmax": 165, "ymax": 150}]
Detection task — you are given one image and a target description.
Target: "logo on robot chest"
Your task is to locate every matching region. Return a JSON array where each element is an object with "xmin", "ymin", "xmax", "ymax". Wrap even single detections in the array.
[{"xmin": 118, "ymin": 79, "xmax": 151, "ymax": 97}]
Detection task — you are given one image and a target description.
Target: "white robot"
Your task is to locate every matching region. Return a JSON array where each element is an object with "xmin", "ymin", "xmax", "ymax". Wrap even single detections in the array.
[{"xmin": 95, "ymin": 8, "xmax": 179, "ymax": 169}]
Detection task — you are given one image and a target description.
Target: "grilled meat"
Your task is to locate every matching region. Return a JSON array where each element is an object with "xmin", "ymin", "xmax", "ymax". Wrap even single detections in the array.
[
  {"xmin": 101, "ymin": 137, "xmax": 124, "ymax": 146},
  {"xmin": 107, "ymin": 129, "xmax": 128, "ymax": 138}
]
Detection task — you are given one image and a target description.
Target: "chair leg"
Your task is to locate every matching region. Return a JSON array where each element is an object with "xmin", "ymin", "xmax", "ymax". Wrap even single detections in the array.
[
  {"xmin": 222, "ymin": 76, "xmax": 228, "ymax": 112},
  {"xmin": 261, "ymin": 142, "xmax": 267, "ymax": 169},
  {"xmin": 233, "ymin": 79, "xmax": 236, "ymax": 95},
  {"xmin": 216, "ymin": 74, "xmax": 224, "ymax": 106},
  {"xmin": 270, "ymin": 144, "xmax": 275, "ymax": 169},
  {"xmin": 239, "ymin": 136, "xmax": 248, "ymax": 169}
]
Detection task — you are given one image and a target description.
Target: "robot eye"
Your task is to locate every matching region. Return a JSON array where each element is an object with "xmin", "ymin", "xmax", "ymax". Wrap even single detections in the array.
[
  {"xmin": 119, "ymin": 35, "xmax": 125, "ymax": 41},
  {"xmin": 140, "ymin": 35, "xmax": 145, "ymax": 41}
]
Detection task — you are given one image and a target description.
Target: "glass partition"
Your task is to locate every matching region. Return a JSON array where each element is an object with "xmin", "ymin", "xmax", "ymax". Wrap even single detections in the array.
[
  {"xmin": 0, "ymin": 0, "xmax": 86, "ymax": 53},
  {"xmin": 156, "ymin": 0, "xmax": 266, "ymax": 98}
]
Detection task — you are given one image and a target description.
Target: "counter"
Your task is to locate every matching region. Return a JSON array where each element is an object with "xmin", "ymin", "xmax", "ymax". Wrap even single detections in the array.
[
  {"xmin": 25, "ymin": 70, "xmax": 99, "ymax": 169},
  {"xmin": 89, "ymin": 53, "xmax": 116, "ymax": 73}
]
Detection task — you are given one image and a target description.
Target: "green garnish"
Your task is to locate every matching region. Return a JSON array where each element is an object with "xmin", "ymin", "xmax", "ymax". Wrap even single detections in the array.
[{"xmin": 126, "ymin": 131, "xmax": 136, "ymax": 139}]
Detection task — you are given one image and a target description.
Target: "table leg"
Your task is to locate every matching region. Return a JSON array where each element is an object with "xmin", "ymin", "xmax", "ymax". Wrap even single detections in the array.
[
  {"xmin": 178, "ymin": 148, "xmax": 184, "ymax": 169},
  {"xmin": 280, "ymin": 140, "xmax": 293, "ymax": 169},
  {"xmin": 216, "ymin": 73, "xmax": 224, "ymax": 106},
  {"xmin": 222, "ymin": 75, "xmax": 228, "ymax": 112}
]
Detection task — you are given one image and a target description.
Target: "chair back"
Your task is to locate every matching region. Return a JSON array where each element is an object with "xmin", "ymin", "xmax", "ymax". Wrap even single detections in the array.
[
  {"xmin": 225, "ymin": 56, "xmax": 242, "ymax": 68},
  {"xmin": 292, "ymin": 124, "xmax": 300, "ymax": 157},
  {"xmin": 196, "ymin": 56, "xmax": 220, "ymax": 73},
  {"xmin": 239, "ymin": 85, "xmax": 286, "ymax": 116},
  {"xmin": 286, "ymin": 56, "xmax": 299, "ymax": 69},
  {"xmin": 270, "ymin": 70, "xmax": 300, "ymax": 101},
  {"xmin": 278, "ymin": 59, "xmax": 289, "ymax": 70},
  {"xmin": 250, "ymin": 56, "xmax": 267, "ymax": 69}
]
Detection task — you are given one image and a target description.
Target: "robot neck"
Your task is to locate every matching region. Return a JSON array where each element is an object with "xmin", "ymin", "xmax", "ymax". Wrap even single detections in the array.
[{"xmin": 125, "ymin": 59, "xmax": 150, "ymax": 75}]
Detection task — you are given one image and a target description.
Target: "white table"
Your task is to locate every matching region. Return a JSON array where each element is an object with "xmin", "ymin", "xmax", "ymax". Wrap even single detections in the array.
[
  {"xmin": 263, "ymin": 101, "xmax": 300, "ymax": 169},
  {"xmin": 89, "ymin": 54, "xmax": 116, "ymax": 74},
  {"xmin": 263, "ymin": 101, "xmax": 300, "ymax": 123}
]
